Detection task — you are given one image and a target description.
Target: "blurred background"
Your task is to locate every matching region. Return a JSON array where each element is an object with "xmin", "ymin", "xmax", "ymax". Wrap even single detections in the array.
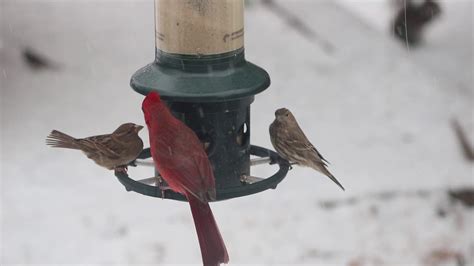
[{"xmin": 1, "ymin": 0, "xmax": 473, "ymax": 265}]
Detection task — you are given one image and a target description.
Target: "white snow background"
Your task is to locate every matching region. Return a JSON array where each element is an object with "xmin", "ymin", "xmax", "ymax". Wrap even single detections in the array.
[{"xmin": 1, "ymin": 0, "xmax": 473, "ymax": 265}]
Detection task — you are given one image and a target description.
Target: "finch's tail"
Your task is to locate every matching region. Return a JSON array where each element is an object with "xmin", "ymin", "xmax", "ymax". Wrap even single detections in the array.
[
  {"xmin": 188, "ymin": 195, "xmax": 229, "ymax": 266},
  {"xmin": 46, "ymin": 130, "xmax": 80, "ymax": 149},
  {"xmin": 315, "ymin": 164, "xmax": 345, "ymax": 191}
]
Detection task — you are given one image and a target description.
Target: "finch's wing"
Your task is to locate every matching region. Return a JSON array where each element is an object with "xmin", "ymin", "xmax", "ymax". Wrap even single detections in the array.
[
  {"xmin": 286, "ymin": 125, "xmax": 330, "ymax": 165},
  {"xmin": 314, "ymin": 148, "xmax": 330, "ymax": 165},
  {"xmin": 77, "ymin": 135, "xmax": 122, "ymax": 160}
]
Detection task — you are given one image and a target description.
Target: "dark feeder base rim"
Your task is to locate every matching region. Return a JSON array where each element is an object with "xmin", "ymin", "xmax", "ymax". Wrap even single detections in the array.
[{"xmin": 115, "ymin": 145, "xmax": 290, "ymax": 202}]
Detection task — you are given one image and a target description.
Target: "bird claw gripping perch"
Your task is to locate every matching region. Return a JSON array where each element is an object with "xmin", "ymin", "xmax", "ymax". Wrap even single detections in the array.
[
  {"xmin": 156, "ymin": 174, "xmax": 163, "ymax": 185},
  {"xmin": 269, "ymin": 155, "xmax": 292, "ymax": 170},
  {"xmin": 157, "ymin": 178, "xmax": 171, "ymax": 199},
  {"xmin": 115, "ymin": 166, "xmax": 128, "ymax": 174},
  {"xmin": 240, "ymin": 175, "xmax": 265, "ymax": 185}
]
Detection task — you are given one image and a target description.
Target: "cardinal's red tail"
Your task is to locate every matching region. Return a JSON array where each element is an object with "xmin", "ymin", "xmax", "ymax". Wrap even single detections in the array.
[{"xmin": 188, "ymin": 195, "xmax": 229, "ymax": 266}]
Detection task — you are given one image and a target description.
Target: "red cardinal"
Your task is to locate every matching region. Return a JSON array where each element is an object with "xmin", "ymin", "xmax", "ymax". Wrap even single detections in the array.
[{"xmin": 142, "ymin": 92, "xmax": 229, "ymax": 266}]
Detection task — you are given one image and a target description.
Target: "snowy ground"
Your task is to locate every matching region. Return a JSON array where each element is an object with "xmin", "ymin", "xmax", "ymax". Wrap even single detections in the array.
[{"xmin": 1, "ymin": 0, "xmax": 473, "ymax": 265}]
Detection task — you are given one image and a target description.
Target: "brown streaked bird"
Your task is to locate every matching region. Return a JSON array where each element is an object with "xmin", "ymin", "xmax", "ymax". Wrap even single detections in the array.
[
  {"xmin": 269, "ymin": 108, "xmax": 345, "ymax": 191},
  {"xmin": 46, "ymin": 123, "xmax": 144, "ymax": 171}
]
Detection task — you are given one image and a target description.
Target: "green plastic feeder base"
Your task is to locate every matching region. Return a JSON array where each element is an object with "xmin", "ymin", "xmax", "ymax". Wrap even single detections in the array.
[{"xmin": 115, "ymin": 146, "xmax": 290, "ymax": 202}]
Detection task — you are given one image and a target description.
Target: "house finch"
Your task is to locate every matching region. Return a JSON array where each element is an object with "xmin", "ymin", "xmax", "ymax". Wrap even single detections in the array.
[
  {"xmin": 269, "ymin": 108, "xmax": 345, "ymax": 191},
  {"xmin": 142, "ymin": 92, "xmax": 228, "ymax": 266},
  {"xmin": 46, "ymin": 123, "xmax": 144, "ymax": 171}
]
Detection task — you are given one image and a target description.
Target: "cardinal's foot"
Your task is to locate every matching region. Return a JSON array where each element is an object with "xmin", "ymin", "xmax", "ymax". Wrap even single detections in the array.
[{"xmin": 158, "ymin": 183, "xmax": 171, "ymax": 199}]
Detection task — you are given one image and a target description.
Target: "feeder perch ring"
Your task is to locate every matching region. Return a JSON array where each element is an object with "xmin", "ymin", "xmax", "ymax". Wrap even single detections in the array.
[{"xmin": 114, "ymin": 145, "xmax": 289, "ymax": 202}]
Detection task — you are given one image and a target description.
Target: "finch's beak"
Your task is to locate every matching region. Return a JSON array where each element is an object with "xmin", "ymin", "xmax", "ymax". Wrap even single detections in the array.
[{"xmin": 134, "ymin": 125, "xmax": 144, "ymax": 133}]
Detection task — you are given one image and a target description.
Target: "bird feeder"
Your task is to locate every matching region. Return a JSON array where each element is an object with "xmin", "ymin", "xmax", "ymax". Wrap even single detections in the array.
[{"xmin": 116, "ymin": 0, "xmax": 289, "ymax": 201}]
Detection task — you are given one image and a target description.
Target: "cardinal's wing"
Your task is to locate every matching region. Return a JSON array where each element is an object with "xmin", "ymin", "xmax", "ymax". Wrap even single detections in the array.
[{"xmin": 154, "ymin": 125, "xmax": 215, "ymax": 203}]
